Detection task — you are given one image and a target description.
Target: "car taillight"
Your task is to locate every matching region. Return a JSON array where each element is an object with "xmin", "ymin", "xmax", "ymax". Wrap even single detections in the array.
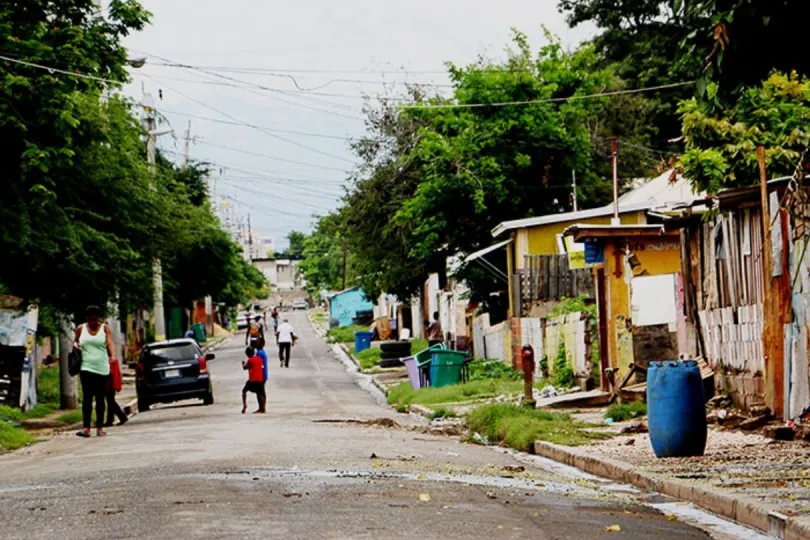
[
  {"xmin": 136, "ymin": 362, "xmax": 145, "ymax": 381},
  {"xmin": 199, "ymin": 356, "xmax": 208, "ymax": 374}
]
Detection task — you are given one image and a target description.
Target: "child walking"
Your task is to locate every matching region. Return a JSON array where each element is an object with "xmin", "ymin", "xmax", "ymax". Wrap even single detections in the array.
[{"xmin": 242, "ymin": 346, "xmax": 266, "ymax": 414}]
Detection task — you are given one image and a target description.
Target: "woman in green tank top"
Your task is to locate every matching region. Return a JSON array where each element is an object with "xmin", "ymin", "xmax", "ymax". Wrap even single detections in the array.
[{"xmin": 73, "ymin": 305, "xmax": 114, "ymax": 438}]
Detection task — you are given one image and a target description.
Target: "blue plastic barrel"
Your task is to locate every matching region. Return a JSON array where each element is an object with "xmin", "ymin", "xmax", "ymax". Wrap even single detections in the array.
[
  {"xmin": 354, "ymin": 331, "xmax": 373, "ymax": 354},
  {"xmin": 647, "ymin": 360, "xmax": 707, "ymax": 458}
]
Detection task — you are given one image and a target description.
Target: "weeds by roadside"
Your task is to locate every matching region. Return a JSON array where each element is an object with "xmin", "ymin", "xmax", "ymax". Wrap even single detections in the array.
[
  {"xmin": 605, "ymin": 401, "xmax": 647, "ymax": 422},
  {"xmin": 428, "ymin": 407, "xmax": 457, "ymax": 420},
  {"xmin": 355, "ymin": 347, "xmax": 382, "ymax": 370},
  {"xmin": 0, "ymin": 421, "xmax": 34, "ymax": 451},
  {"xmin": 466, "ymin": 403, "xmax": 606, "ymax": 451},
  {"xmin": 327, "ymin": 325, "xmax": 368, "ymax": 343},
  {"xmin": 387, "ymin": 378, "xmax": 550, "ymax": 408}
]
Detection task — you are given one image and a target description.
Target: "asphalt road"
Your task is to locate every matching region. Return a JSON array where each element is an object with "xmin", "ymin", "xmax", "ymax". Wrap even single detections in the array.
[{"xmin": 0, "ymin": 312, "xmax": 751, "ymax": 539}]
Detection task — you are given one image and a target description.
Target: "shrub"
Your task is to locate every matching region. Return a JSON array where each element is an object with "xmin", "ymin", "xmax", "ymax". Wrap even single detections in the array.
[
  {"xmin": 552, "ymin": 342, "xmax": 574, "ymax": 388},
  {"xmin": 468, "ymin": 359, "xmax": 522, "ymax": 381}
]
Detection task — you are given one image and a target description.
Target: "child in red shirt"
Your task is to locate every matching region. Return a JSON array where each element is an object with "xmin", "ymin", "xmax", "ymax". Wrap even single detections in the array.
[{"xmin": 242, "ymin": 346, "xmax": 266, "ymax": 414}]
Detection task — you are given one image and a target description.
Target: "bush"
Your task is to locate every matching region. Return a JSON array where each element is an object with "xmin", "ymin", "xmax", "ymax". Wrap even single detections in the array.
[
  {"xmin": 466, "ymin": 403, "xmax": 603, "ymax": 450},
  {"xmin": 552, "ymin": 342, "xmax": 574, "ymax": 388},
  {"xmin": 605, "ymin": 401, "xmax": 647, "ymax": 422},
  {"xmin": 468, "ymin": 359, "xmax": 522, "ymax": 381}
]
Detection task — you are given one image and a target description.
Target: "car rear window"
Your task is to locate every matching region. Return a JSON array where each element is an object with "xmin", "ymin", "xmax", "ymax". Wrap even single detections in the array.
[{"xmin": 145, "ymin": 344, "xmax": 199, "ymax": 362}]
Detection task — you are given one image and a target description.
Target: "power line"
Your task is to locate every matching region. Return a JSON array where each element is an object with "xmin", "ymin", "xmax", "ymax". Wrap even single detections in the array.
[
  {"xmin": 0, "ymin": 54, "xmax": 126, "ymax": 85},
  {"xmin": 192, "ymin": 139, "xmax": 351, "ymax": 173},
  {"xmin": 152, "ymin": 108, "xmax": 359, "ymax": 141},
  {"xmin": 399, "ymin": 81, "xmax": 695, "ymax": 109},
  {"xmin": 139, "ymin": 72, "xmax": 359, "ymax": 165}
]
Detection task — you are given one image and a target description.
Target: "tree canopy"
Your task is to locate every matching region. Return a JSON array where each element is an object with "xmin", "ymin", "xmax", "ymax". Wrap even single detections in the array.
[{"xmin": 0, "ymin": 0, "xmax": 264, "ymax": 321}]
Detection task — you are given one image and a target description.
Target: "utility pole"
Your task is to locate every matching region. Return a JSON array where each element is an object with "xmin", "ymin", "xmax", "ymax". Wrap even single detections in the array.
[
  {"xmin": 183, "ymin": 121, "xmax": 191, "ymax": 168},
  {"xmin": 58, "ymin": 316, "xmax": 78, "ymax": 409},
  {"xmin": 143, "ymin": 88, "xmax": 170, "ymax": 342},
  {"xmin": 571, "ymin": 169, "xmax": 578, "ymax": 212},
  {"xmin": 247, "ymin": 213, "xmax": 253, "ymax": 262},
  {"xmin": 611, "ymin": 136, "xmax": 620, "ymax": 225},
  {"xmin": 342, "ymin": 246, "xmax": 348, "ymax": 290}
]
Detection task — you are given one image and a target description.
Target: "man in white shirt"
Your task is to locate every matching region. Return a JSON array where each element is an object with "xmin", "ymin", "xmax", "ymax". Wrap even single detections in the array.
[{"xmin": 276, "ymin": 319, "xmax": 296, "ymax": 368}]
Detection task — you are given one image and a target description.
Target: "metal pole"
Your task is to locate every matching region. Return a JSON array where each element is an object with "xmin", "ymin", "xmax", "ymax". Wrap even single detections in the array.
[
  {"xmin": 571, "ymin": 169, "xmax": 578, "ymax": 212},
  {"xmin": 611, "ymin": 136, "xmax": 619, "ymax": 225},
  {"xmin": 58, "ymin": 317, "xmax": 78, "ymax": 410},
  {"xmin": 183, "ymin": 121, "xmax": 191, "ymax": 168}
]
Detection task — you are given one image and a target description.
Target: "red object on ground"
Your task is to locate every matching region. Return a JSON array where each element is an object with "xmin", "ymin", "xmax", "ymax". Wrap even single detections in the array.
[{"xmin": 109, "ymin": 357, "xmax": 123, "ymax": 392}]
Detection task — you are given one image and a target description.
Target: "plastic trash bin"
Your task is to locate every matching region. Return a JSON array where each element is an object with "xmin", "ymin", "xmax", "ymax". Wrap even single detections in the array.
[
  {"xmin": 400, "ymin": 356, "xmax": 421, "ymax": 390},
  {"xmin": 413, "ymin": 343, "xmax": 445, "ymax": 388},
  {"xmin": 354, "ymin": 331, "xmax": 373, "ymax": 354},
  {"xmin": 191, "ymin": 322, "xmax": 206, "ymax": 343},
  {"xmin": 429, "ymin": 350, "xmax": 467, "ymax": 388}
]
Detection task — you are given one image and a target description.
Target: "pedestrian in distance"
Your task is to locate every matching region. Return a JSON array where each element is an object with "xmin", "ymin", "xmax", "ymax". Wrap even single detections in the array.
[
  {"xmin": 427, "ymin": 311, "xmax": 443, "ymax": 347},
  {"xmin": 271, "ymin": 307, "xmax": 279, "ymax": 338},
  {"xmin": 241, "ymin": 346, "xmax": 266, "ymax": 414},
  {"xmin": 276, "ymin": 318, "xmax": 296, "ymax": 368},
  {"xmin": 104, "ymin": 355, "xmax": 128, "ymax": 427},
  {"xmin": 73, "ymin": 305, "xmax": 115, "ymax": 437},
  {"xmin": 246, "ymin": 314, "xmax": 264, "ymax": 348}
]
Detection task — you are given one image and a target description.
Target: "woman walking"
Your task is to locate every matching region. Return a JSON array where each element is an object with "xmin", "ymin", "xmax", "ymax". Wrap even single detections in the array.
[{"xmin": 73, "ymin": 305, "xmax": 114, "ymax": 437}]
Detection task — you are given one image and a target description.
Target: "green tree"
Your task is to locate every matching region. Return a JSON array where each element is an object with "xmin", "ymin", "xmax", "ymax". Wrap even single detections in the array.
[
  {"xmin": 0, "ymin": 0, "xmax": 153, "ymax": 313},
  {"xmin": 679, "ymin": 72, "xmax": 810, "ymax": 194},
  {"xmin": 274, "ymin": 230, "xmax": 306, "ymax": 260}
]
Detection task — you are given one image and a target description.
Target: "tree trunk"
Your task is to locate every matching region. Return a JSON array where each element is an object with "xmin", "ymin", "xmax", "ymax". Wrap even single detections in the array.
[{"xmin": 59, "ymin": 317, "xmax": 78, "ymax": 410}]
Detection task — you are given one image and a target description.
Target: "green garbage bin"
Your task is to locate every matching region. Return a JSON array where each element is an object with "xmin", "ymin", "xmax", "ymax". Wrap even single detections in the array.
[
  {"xmin": 191, "ymin": 322, "xmax": 207, "ymax": 343},
  {"xmin": 429, "ymin": 350, "xmax": 467, "ymax": 388}
]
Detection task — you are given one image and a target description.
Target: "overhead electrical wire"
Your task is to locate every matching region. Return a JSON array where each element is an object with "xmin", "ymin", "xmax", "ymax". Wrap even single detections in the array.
[
  {"xmin": 192, "ymin": 139, "xmax": 351, "ymax": 172},
  {"xmin": 138, "ymin": 72, "xmax": 358, "ymax": 165},
  {"xmin": 398, "ymin": 81, "xmax": 695, "ymax": 109}
]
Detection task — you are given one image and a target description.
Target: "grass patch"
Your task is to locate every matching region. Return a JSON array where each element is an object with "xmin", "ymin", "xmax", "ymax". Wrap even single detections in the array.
[
  {"xmin": 356, "ymin": 347, "xmax": 381, "ymax": 370},
  {"xmin": 37, "ymin": 366, "xmax": 61, "ymax": 409},
  {"xmin": 310, "ymin": 309, "xmax": 329, "ymax": 323},
  {"xmin": 327, "ymin": 324, "xmax": 368, "ymax": 343},
  {"xmin": 605, "ymin": 401, "xmax": 647, "ymax": 422},
  {"xmin": 0, "ymin": 421, "xmax": 35, "ymax": 451},
  {"xmin": 56, "ymin": 410, "xmax": 84, "ymax": 424},
  {"xmin": 387, "ymin": 378, "xmax": 550, "ymax": 408},
  {"xmin": 466, "ymin": 403, "xmax": 605, "ymax": 451},
  {"xmin": 428, "ymin": 406, "xmax": 457, "ymax": 420},
  {"xmin": 410, "ymin": 338, "xmax": 429, "ymax": 352}
]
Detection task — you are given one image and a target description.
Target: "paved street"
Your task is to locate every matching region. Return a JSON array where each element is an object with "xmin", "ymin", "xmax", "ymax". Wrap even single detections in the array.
[{"xmin": 0, "ymin": 313, "xmax": 740, "ymax": 539}]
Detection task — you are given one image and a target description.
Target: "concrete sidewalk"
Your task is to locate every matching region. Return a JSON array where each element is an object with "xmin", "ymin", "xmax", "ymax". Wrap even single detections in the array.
[{"xmin": 534, "ymin": 427, "xmax": 810, "ymax": 539}]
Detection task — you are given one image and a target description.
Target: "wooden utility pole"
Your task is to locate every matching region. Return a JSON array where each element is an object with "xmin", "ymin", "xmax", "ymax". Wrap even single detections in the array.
[
  {"xmin": 571, "ymin": 169, "xmax": 578, "ymax": 212},
  {"xmin": 611, "ymin": 136, "xmax": 619, "ymax": 225},
  {"xmin": 758, "ymin": 145, "xmax": 783, "ymax": 417},
  {"xmin": 183, "ymin": 121, "xmax": 191, "ymax": 168},
  {"xmin": 342, "ymin": 246, "xmax": 348, "ymax": 290}
]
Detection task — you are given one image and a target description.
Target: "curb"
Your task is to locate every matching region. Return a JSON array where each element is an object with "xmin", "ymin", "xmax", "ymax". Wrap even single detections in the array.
[
  {"xmin": 533, "ymin": 440, "xmax": 810, "ymax": 539},
  {"xmin": 332, "ymin": 343, "xmax": 389, "ymax": 398}
]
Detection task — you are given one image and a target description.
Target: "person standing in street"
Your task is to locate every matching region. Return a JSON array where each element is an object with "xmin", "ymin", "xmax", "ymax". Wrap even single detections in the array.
[
  {"xmin": 241, "ymin": 346, "xmax": 266, "ymax": 414},
  {"xmin": 246, "ymin": 314, "xmax": 264, "ymax": 348},
  {"xmin": 73, "ymin": 305, "xmax": 114, "ymax": 438},
  {"xmin": 255, "ymin": 337, "xmax": 270, "ymax": 385},
  {"xmin": 427, "ymin": 311, "xmax": 443, "ymax": 347},
  {"xmin": 276, "ymin": 318, "xmax": 296, "ymax": 368}
]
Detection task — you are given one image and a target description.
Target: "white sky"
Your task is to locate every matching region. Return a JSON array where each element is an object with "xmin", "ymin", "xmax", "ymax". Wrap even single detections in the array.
[{"xmin": 122, "ymin": 0, "xmax": 594, "ymax": 248}]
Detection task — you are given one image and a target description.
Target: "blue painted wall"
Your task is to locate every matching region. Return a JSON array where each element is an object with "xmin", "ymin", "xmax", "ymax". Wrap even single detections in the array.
[{"xmin": 329, "ymin": 288, "xmax": 373, "ymax": 327}]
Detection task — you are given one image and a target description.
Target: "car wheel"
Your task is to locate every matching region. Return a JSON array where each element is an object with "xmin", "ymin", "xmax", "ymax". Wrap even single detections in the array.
[
  {"xmin": 137, "ymin": 398, "xmax": 151, "ymax": 412},
  {"xmin": 203, "ymin": 392, "xmax": 214, "ymax": 405}
]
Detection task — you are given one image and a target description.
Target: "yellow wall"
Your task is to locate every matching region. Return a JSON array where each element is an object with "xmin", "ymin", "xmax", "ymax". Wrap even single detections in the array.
[
  {"xmin": 523, "ymin": 211, "xmax": 645, "ymax": 262},
  {"xmin": 603, "ymin": 234, "xmax": 682, "ymax": 376}
]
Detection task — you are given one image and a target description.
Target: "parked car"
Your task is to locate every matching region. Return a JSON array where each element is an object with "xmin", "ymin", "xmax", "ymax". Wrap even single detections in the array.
[
  {"xmin": 292, "ymin": 299, "xmax": 309, "ymax": 311},
  {"xmin": 236, "ymin": 311, "xmax": 251, "ymax": 330},
  {"xmin": 136, "ymin": 339, "xmax": 214, "ymax": 412}
]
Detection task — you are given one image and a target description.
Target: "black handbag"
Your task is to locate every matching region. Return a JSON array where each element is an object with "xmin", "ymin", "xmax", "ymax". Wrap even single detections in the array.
[{"xmin": 68, "ymin": 348, "xmax": 82, "ymax": 377}]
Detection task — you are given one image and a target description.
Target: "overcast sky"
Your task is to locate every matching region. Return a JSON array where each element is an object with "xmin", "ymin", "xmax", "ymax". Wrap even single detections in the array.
[{"xmin": 122, "ymin": 1, "xmax": 594, "ymax": 249}]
